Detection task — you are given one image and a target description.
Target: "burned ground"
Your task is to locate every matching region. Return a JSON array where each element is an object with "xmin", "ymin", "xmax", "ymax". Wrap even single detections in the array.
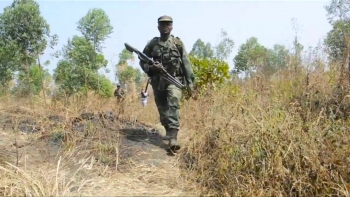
[
  {"xmin": 0, "ymin": 106, "xmax": 191, "ymax": 196},
  {"xmin": 0, "ymin": 108, "xmax": 175, "ymax": 167}
]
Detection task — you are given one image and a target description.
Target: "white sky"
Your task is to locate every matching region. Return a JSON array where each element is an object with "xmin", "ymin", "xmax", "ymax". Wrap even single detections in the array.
[{"xmin": 0, "ymin": 0, "xmax": 333, "ymax": 83}]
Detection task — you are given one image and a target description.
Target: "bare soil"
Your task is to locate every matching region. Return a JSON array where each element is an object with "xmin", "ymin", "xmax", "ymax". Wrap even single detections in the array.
[{"xmin": 0, "ymin": 108, "xmax": 192, "ymax": 196}]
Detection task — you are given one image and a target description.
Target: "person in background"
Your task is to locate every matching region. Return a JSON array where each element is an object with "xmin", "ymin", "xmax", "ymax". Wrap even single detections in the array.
[
  {"xmin": 140, "ymin": 89, "xmax": 148, "ymax": 107},
  {"xmin": 114, "ymin": 84, "xmax": 125, "ymax": 102}
]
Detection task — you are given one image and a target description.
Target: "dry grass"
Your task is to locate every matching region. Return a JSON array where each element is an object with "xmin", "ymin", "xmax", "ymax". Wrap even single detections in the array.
[
  {"xmin": 0, "ymin": 152, "xmax": 188, "ymax": 196},
  {"xmin": 176, "ymin": 67, "xmax": 350, "ymax": 196},
  {"xmin": 1, "ymin": 60, "xmax": 350, "ymax": 196},
  {"xmin": 0, "ymin": 92, "xmax": 194, "ymax": 196}
]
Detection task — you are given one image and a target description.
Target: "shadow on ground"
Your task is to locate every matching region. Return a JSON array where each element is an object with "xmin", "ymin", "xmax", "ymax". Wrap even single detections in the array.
[
  {"xmin": 120, "ymin": 127, "xmax": 169, "ymax": 150},
  {"xmin": 118, "ymin": 126, "xmax": 177, "ymax": 162}
]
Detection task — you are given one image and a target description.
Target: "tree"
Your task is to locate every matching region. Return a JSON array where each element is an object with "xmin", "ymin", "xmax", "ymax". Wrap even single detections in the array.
[
  {"xmin": 115, "ymin": 48, "xmax": 145, "ymax": 89},
  {"xmin": 186, "ymin": 29, "xmax": 234, "ymax": 93},
  {"xmin": 263, "ymin": 44, "xmax": 290, "ymax": 76},
  {"xmin": 214, "ymin": 29, "xmax": 235, "ymax": 61},
  {"xmin": 53, "ymin": 35, "xmax": 113, "ymax": 97},
  {"xmin": 325, "ymin": 19, "xmax": 350, "ymax": 62},
  {"xmin": 116, "ymin": 48, "xmax": 133, "ymax": 84},
  {"xmin": 134, "ymin": 68, "xmax": 146, "ymax": 89},
  {"xmin": 64, "ymin": 36, "xmax": 108, "ymax": 70},
  {"xmin": 324, "ymin": 1, "xmax": 350, "ymax": 87},
  {"xmin": 114, "ymin": 48, "xmax": 147, "ymax": 100},
  {"xmin": 53, "ymin": 59, "xmax": 81, "ymax": 97},
  {"xmin": 325, "ymin": 0, "xmax": 350, "ymax": 24},
  {"xmin": 16, "ymin": 64, "xmax": 51, "ymax": 95},
  {"xmin": 190, "ymin": 56, "xmax": 230, "ymax": 91},
  {"xmin": 0, "ymin": 39, "xmax": 20, "ymax": 91},
  {"xmin": 118, "ymin": 48, "xmax": 134, "ymax": 65},
  {"xmin": 76, "ymin": 8, "xmax": 113, "ymax": 95},
  {"xmin": 190, "ymin": 29, "xmax": 234, "ymax": 61},
  {"xmin": 290, "ymin": 34, "xmax": 304, "ymax": 72},
  {"xmin": 189, "ymin": 39, "xmax": 214, "ymax": 59},
  {"xmin": 94, "ymin": 75, "xmax": 114, "ymax": 97},
  {"xmin": 232, "ymin": 37, "xmax": 268, "ymax": 76},
  {"xmin": 118, "ymin": 65, "xmax": 137, "ymax": 84},
  {"xmin": 77, "ymin": 8, "xmax": 113, "ymax": 53},
  {"xmin": 53, "ymin": 8, "xmax": 114, "ymax": 99},
  {"xmin": 0, "ymin": 0, "xmax": 57, "ymax": 97},
  {"xmin": 324, "ymin": 0, "xmax": 350, "ymax": 64}
]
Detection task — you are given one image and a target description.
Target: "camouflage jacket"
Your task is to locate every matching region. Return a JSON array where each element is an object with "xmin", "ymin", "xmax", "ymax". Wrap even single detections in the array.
[
  {"xmin": 139, "ymin": 35, "xmax": 194, "ymax": 88},
  {"xmin": 114, "ymin": 88, "xmax": 125, "ymax": 98}
]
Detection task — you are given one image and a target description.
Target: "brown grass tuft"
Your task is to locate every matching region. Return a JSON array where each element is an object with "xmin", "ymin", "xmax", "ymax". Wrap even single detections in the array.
[
  {"xmin": 2, "ymin": 59, "xmax": 350, "ymax": 196},
  {"xmin": 176, "ymin": 67, "xmax": 350, "ymax": 196}
]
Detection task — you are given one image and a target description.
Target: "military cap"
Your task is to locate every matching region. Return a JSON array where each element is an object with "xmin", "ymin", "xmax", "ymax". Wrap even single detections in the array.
[{"xmin": 158, "ymin": 15, "xmax": 173, "ymax": 22}]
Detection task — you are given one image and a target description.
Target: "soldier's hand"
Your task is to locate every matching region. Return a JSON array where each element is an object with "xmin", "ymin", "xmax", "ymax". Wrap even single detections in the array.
[
  {"xmin": 187, "ymin": 84, "xmax": 197, "ymax": 99},
  {"xmin": 150, "ymin": 61, "xmax": 163, "ymax": 72},
  {"xmin": 183, "ymin": 84, "xmax": 197, "ymax": 100}
]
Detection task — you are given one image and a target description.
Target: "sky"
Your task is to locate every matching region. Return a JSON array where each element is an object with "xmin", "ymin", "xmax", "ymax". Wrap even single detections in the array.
[{"xmin": 0, "ymin": 0, "xmax": 333, "ymax": 83}]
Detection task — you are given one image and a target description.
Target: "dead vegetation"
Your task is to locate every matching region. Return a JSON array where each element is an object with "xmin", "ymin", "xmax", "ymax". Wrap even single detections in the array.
[
  {"xmin": 1, "ymin": 58, "xmax": 350, "ymax": 197},
  {"xmin": 0, "ymin": 95, "xmax": 194, "ymax": 196},
  {"xmin": 177, "ymin": 65, "xmax": 350, "ymax": 196}
]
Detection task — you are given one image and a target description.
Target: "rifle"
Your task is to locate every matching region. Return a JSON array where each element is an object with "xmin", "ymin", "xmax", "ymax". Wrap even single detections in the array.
[{"xmin": 124, "ymin": 43, "xmax": 186, "ymax": 89}]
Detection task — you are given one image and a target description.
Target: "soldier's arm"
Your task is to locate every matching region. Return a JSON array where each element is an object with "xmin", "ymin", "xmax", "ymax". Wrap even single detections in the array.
[{"xmin": 179, "ymin": 40, "xmax": 195, "ymax": 87}]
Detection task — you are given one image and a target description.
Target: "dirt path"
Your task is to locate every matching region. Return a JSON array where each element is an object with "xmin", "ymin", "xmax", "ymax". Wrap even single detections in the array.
[{"xmin": 0, "ymin": 109, "xmax": 193, "ymax": 196}]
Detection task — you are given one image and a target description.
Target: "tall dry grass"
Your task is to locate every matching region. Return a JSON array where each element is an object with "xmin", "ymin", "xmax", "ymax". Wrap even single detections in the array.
[
  {"xmin": 1, "ymin": 50, "xmax": 350, "ymax": 196},
  {"xmin": 175, "ymin": 64, "xmax": 350, "ymax": 196}
]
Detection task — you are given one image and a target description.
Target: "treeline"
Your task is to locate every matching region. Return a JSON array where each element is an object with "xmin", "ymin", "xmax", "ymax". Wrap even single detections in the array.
[
  {"xmin": 0, "ymin": 0, "xmax": 146, "ymax": 99},
  {"xmin": 0, "ymin": 0, "xmax": 348, "ymax": 100}
]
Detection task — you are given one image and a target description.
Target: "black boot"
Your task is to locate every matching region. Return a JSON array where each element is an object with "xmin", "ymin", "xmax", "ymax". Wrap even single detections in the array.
[
  {"xmin": 162, "ymin": 126, "xmax": 171, "ymax": 140},
  {"xmin": 169, "ymin": 129, "xmax": 180, "ymax": 152}
]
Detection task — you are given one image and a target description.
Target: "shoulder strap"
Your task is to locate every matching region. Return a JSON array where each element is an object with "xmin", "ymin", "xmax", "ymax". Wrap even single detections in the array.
[
  {"xmin": 170, "ymin": 36, "xmax": 184, "ymax": 67},
  {"xmin": 173, "ymin": 36, "xmax": 183, "ymax": 55}
]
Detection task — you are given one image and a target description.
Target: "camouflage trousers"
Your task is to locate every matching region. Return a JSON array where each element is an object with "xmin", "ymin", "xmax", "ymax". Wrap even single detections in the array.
[{"xmin": 151, "ymin": 76, "xmax": 182, "ymax": 130}]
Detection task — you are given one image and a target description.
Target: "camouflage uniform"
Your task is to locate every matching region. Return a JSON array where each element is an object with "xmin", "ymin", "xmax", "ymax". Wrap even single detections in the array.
[
  {"xmin": 114, "ymin": 84, "xmax": 125, "ymax": 102},
  {"xmin": 139, "ymin": 15, "xmax": 194, "ymax": 151}
]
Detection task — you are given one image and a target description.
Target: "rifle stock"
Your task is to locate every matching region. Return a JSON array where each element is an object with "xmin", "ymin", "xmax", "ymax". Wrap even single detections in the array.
[{"xmin": 124, "ymin": 43, "xmax": 186, "ymax": 89}]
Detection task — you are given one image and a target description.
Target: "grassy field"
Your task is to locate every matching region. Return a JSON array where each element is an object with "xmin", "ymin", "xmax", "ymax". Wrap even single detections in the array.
[
  {"xmin": 179, "ymin": 66, "xmax": 350, "ymax": 196},
  {"xmin": 0, "ymin": 60, "xmax": 350, "ymax": 196}
]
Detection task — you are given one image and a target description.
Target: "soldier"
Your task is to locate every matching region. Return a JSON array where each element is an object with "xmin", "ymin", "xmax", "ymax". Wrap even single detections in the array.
[
  {"xmin": 139, "ymin": 15, "xmax": 195, "ymax": 152},
  {"xmin": 114, "ymin": 84, "xmax": 125, "ymax": 102}
]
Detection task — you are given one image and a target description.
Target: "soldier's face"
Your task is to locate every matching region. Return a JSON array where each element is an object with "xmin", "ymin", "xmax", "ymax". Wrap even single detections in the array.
[{"xmin": 158, "ymin": 22, "xmax": 173, "ymax": 34}]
